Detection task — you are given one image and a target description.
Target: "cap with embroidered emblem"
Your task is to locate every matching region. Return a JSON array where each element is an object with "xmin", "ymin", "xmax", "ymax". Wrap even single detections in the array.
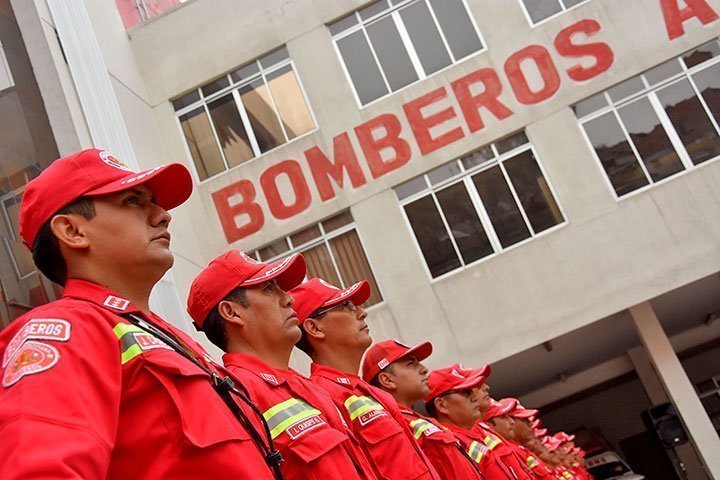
[
  {"xmin": 19, "ymin": 148, "xmax": 192, "ymax": 250},
  {"xmin": 187, "ymin": 251, "xmax": 306, "ymax": 327},
  {"xmin": 361, "ymin": 339, "xmax": 432, "ymax": 383},
  {"xmin": 289, "ymin": 277, "xmax": 371, "ymax": 324},
  {"xmin": 425, "ymin": 365, "xmax": 487, "ymax": 403}
]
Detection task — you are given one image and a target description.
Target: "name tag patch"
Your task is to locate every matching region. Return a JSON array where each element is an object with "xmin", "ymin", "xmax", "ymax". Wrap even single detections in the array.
[
  {"xmin": 3, "ymin": 319, "xmax": 70, "ymax": 368},
  {"xmin": 2, "ymin": 341, "xmax": 59, "ymax": 387},
  {"xmin": 133, "ymin": 332, "xmax": 172, "ymax": 352},
  {"xmin": 358, "ymin": 408, "xmax": 387, "ymax": 426},
  {"xmin": 286, "ymin": 414, "xmax": 325, "ymax": 440}
]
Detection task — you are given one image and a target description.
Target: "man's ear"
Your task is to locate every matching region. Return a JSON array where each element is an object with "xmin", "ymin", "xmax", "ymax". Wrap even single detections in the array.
[
  {"xmin": 434, "ymin": 396, "xmax": 449, "ymax": 416},
  {"xmin": 377, "ymin": 371, "xmax": 396, "ymax": 391},
  {"xmin": 302, "ymin": 317, "xmax": 325, "ymax": 341},
  {"xmin": 50, "ymin": 214, "xmax": 90, "ymax": 251},
  {"xmin": 218, "ymin": 300, "xmax": 247, "ymax": 327}
]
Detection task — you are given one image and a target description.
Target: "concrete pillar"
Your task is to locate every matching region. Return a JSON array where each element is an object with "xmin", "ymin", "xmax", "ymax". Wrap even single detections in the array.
[{"xmin": 630, "ymin": 302, "xmax": 720, "ymax": 479}]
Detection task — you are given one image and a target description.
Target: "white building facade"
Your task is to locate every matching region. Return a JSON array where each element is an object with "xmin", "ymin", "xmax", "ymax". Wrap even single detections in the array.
[{"xmin": 2, "ymin": 0, "xmax": 720, "ymax": 477}]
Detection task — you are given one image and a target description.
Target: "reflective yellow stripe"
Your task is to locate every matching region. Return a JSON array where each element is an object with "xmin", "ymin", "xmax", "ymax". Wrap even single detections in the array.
[
  {"xmin": 263, "ymin": 398, "xmax": 321, "ymax": 439},
  {"xmin": 527, "ymin": 455, "xmax": 540, "ymax": 469},
  {"xmin": 113, "ymin": 323, "xmax": 149, "ymax": 364},
  {"xmin": 344, "ymin": 395, "xmax": 384, "ymax": 421},
  {"xmin": 409, "ymin": 418, "xmax": 434, "ymax": 439},
  {"xmin": 467, "ymin": 440, "xmax": 485, "ymax": 463},
  {"xmin": 483, "ymin": 433, "xmax": 502, "ymax": 450}
]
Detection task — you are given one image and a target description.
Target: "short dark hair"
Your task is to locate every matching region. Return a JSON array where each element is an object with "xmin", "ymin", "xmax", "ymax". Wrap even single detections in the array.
[
  {"xmin": 369, "ymin": 363, "xmax": 395, "ymax": 389},
  {"xmin": 201, "ymin": 286, "xmax": 249, "ymax": 351},
  {"xmin": 425, "ymin": 398, "xmax": 438, "ymax": 418},
  {"xmin": 32, "ymin": 198, "xmax": 96, "ymax": 286}
]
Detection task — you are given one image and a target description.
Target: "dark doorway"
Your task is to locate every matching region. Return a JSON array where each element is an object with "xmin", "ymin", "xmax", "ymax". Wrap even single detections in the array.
[{"xmin": 620, "ymin": 431, "xmax": 678, "ymax": 480}]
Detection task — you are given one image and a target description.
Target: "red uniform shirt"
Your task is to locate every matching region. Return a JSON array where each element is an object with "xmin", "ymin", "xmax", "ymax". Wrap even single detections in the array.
[
  {"xmin": 399, "ymin": 406, "xmax": 484, "ymax": 479},
  {"xmin": 311, "ymin": 363, "xmax": 440, "ymax": 480},
  {"xmin": 521, "ymin": 447, "xmax": 557, "ymax": 480},
  {"xmin": 0, "ymin": 279, "xmax": 273, "ymax": 479},
  {"xmin": 471, "ymin": 422, "xmax": 534, "ymax": 480},
  {"xmin": 443, "ymin": 421, "xmax": 517, "ymax": 479},
  {"xmin": 223, "ymin": 353, "xmax": 378, "ymax": 480}
]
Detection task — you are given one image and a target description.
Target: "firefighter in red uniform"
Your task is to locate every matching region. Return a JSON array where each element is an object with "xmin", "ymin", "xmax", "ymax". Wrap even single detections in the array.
[
  {"xmin": 481, "ymin": 397, "xmax": 537, "ymax": 480},
  {"xmin": 0, "ymin": 149, "xmax": 276, "ymax": 479},
  {"xmin": 508, "ymin": 402, "xmax": 557, "ymax": 480},
  {"xmin": 362, "ymin": 339, "xmax": 484, "ymax": 479},
  {"xmin": 424, "ymin": 366, "xmax": 518, "ymax": 479},
  {"xmin": 290, "ymin": 278, "xmax": 440, "ymax": 480},
  {"xmin": 186, "ymin": 251, "xmax": 378, "ymax": 480}
]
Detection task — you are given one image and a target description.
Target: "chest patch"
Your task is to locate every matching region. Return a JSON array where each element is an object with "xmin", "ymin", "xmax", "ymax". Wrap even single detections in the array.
[
  {"xmin": 2, "ymin": 341, "xmax": 60, "ymax": 387},
  {"xmin": 286, "ymin": 414, "xmax": 325, "ymax": 440},
  {"xmin": 3, "ymin": 319, "xmax": 70, "ymax": 367},
  {"xmin": 358, "ymin": 408, "xmax": 387, "ymax": 426}
]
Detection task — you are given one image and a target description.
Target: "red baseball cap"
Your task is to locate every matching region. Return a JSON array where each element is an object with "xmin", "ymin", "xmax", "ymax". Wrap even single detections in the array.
[
  {"xmin": 483, "ymin": 397, "xmax": 518, "ymax": 420},
  {"xmin": 530, "ymin": 418, "xmax": 542, "ymax": 429},
  {"xmin": 542, "ymin": 435, "xmax": 561, "ymax": 452},
  {"xmin": 509, "ymin": 399, "xmax": 538, "ymax": 419},
  {"xmin": 19, "ymin": 149, "xmax": 192, "ymax": 250},
  {"xmin": 554, "ymin": 432, "xmax": 575, "ymax": 443},
  {"xmin": 187, "ymin": 251, "xmax": 306, "ymax": 327},
  {"xmin": 289, "ymin": 277, "xmax": 371, "ymax": 324},
  {"xmin": 361, "ymin": 339, "xmax": 433, "ymax": 383},
  {"xmin": 425, "ymin": 366, "xmax": 487, "ymax": 403},
  {"xmin": 454, "ymin": 363, "xmax": 491, "ymax": 383},
  {"xmin": 534, "ymin": 427, "xmax": 548, "ymax": 437}
]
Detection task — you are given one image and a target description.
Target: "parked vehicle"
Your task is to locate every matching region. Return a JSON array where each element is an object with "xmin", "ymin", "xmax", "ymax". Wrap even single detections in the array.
[{"xmin": 586, "ymin": 451, "xmax": 645, "ymax": 480}]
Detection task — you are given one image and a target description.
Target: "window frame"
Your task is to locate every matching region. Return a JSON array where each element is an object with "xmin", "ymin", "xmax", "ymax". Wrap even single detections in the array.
[
  {"xmin": 575, "ymin": 43, "xmax": 720, "ymax": 201},
  {"xmin": 173, "ymin": 49, "xmax": 318, "ymax": 184},
  {"xmin": 253, "ymin": 213, "xmax": 386, "ymax": 309},
  {"xmin": 518, "ymin": 0, "xmax": 591, "ymax": 27},
  {"xmin": 329, "ymin": 0, "xmax": 486, "ymax": 108},
  {"xmin": 396, "ymin": 137, "xmax": 568, "ymax": 281}
]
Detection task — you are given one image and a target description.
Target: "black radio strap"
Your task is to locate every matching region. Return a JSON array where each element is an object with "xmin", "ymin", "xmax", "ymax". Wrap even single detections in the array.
[{"xmin": 123, "ymin": 314, "xmax": 284, "ymax": 480}]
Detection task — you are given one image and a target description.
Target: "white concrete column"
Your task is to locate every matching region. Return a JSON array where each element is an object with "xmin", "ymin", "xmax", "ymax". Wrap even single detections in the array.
[{"xmin": 630, "ymin": 302, "xmax": 720, "ymax": 479}]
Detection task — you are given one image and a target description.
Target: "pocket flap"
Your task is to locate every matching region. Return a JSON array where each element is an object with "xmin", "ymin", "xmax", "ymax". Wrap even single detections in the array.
[
  {"xmin": 358, "ymin": 415, "xmax": 403, "ymax": 445},
  {"xmin": 286, "ymin": 423, "xmax": 347, "ymax": 463}
]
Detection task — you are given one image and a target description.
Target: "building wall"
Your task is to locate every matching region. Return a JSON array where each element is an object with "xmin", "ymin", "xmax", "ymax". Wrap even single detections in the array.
[{"xmin": 73, "ymin": 0, "xmax": 720, "ymax": 367}]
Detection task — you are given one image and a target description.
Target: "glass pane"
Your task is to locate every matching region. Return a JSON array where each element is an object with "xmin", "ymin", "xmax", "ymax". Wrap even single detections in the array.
[
  {"xmin": 172, "ymin": 90, "xmax": 200, "ymax": 111},
  {"xmin": 231, "ymin": 62, "xmax": 260, "ymax": 84},
  {"xmin": 322, "ymin": 211, "xmax": 354, "ymax": 233},
  {"xmin": 329, "ymin": 13, "xmax": 359, "ymax": 36},
  {"xmin": 504, "ymin": 151, "xmax": 564, "ymax": 233},
  {"xmin": 329, "ymin": 230, "xmax": 384, "ymax": 306},
  {"xmin": 618, "ymin": 98, "xmax": 685, "ymax": 182},
  {"xmin": 240, "ymin": 79, "xmax": 285, "ymax": 152},
  {"xmin": 644, "ymin": 59, "xmax": 682, "ymax": 86},
  {"xmin": 367, "ymin": 15, "xmax": 418, "ymax": 91},
  {"xmin": 693, "ymin": 63, "xmax": 720, "ymax": 126},
  {"xmin": 583, "ymin": 112, "xmax": 649, "ymax": 196},
  {"xmin": 461, "ymin": 146, "xmax": 495, "ymax": 170},
  {"xmin": 201, "ymin": 76, "xmax": 230, "ymax": 97},
  {"xmin": 258, "ymin": 238, "xmax": 290, "ymax": 261},
  {"xmin": 427, "ymin": 161, "xmax": 461, "ymax": 185},
  {"xmin": 302, "ymin": 244, "xmax": 341, "ymax": 286},
  {"xmin": 472, "ymin": 166, "xmax": 531, "ymax": 248},
  {"xmin": 607, "ymin": 76, "xmax": 645, "ymax": 103},
  {"xmin": 290, "ymin": 224, "xmax": 321, "ymax": 247},
  {"xmin": 524, "ymin": 0, "xmax": 562, "ymax": 23},
  {"xmin": 429, "ymin": 0, "xmax": 483, "ymax": 59},
  {"xmin": 562, "ymin": 0, "xmax": 587, "ymax": 6},
  {"xmin": 207, "ymin": 94, "xmax": 254, "ymax": 168},
  {"xmin": 336, "ymin": 30, "xmax": 389, "ymax": 105},
  {"xmin": 404, "ymin": 196, "xmax": 461, "ymax": 277},
  {"xmin": 359, "ymin": 0, "xmax": 390, "ymax": 20},
  {"xmin": 179, "ymin": 107, "xmax": 225, "ymax": 180},
  {"xmin": 496, "ymin": 131, "xmax": 529, "ymax": 154},
  {"xmin": 259, "ymin": 46, "xmax": 289, "ymax": 69},
  {"xmin": 657, "ymin": 79, "xmax": 720, "ymax": 166},
  {"xmin": 395, "ymin": 176, "xmax": 428, "ymax": 200},
  {"xmin": 683, "ymin": 40, "xmax": 720, "ymax": 68},
  {"xmin": 573, "ymin": 92, "xmax": 608, "ymax": 118},
  {"xmin": 400, "ymin": 1, "xmax": 452, "ymax": 75},
  {"xmin": 435, "ymin": 183, "xmax": 494, "ymax": 264},
  {"xmin": 266, "ymin": 65, "xmax": 314, "ymax": 140}
]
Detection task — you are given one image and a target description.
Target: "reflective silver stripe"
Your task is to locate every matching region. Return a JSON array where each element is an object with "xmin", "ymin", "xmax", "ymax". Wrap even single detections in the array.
[
  {"xmin": 263, "ymin": 398, "xmax": 321, "ymax": 439},
  {"xmin": 344, "ymin": 395, "xmax": 384, "ymax": 420}
]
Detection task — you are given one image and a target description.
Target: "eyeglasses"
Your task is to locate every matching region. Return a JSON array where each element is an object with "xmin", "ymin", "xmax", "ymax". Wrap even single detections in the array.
[{"xmin": 312, "ymin": 300, "xmax": 357, "ymax": 317}]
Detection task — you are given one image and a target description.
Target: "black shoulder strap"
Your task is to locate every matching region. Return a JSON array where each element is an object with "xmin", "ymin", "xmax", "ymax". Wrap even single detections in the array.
[{"xmin": 122, "ymin": 313, "xmax": 284, "ymax": 479}]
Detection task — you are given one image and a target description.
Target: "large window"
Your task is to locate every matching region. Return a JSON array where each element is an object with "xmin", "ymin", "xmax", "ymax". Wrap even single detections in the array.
[
  {"xmin": 396, "ymin": 132, "xmax": 565, "ymax": 279},
  {"xmin": 576, "ymin": 39, "xmax": 720, "ymax": 198},
  {"xmin": 251, "ymin": 212, "xmax": 383, "ymax": 306},
  {"xmin": 329, "ymin": 0, "xmax": 484, "ymax": 106},
  {"xmin": 519, "ymin": 0, "xmax": 589, "ymax": 25},
  {"xmin": 173, "ymin": 47, "xmax": 315, "ymax": 181}
]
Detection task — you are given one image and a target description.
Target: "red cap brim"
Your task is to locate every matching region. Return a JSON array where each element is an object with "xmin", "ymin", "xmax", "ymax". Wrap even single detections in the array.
[
  {"xmin": 455, "ymin": 371, "xmax": 487, "ymax": 390},
  {"xmin": 242, "ymin": 254, "xmax": 306, "ymax": 291},
  {"xmin": 86, "ymin": 163, "xmax": 193, "ymax": 211},
  {"xmin": 512, "ymin": 407, "xmax": 539, "ymax": 419},
  {"xmin": 323, "ymin": 280, "xmax": 371, "ymax": 308},
  {"xmin": 398, "ymin": 341, "xmax": 433, "ymax": 363}
]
